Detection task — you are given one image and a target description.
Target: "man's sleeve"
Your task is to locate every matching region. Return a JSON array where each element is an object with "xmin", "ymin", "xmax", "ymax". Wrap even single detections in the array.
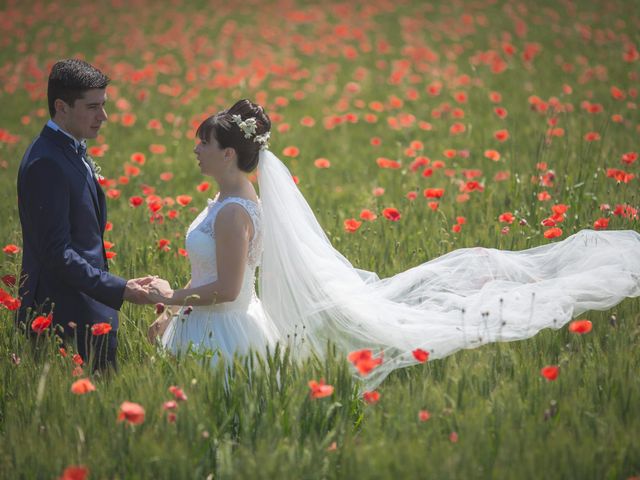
[{"xmin": 22, "ymin": 157, "xmax": 127, "ymax": 310}]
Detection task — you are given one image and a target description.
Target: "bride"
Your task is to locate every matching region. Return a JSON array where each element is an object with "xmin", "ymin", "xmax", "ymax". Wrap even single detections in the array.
[{"xmin": 146, "ymin": 99, "xmax": 640, "ymax": 388}]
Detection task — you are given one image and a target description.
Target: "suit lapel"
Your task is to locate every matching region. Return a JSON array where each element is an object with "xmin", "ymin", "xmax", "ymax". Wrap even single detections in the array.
[{"xmin": 41, "ymin": 126, "xmax": 102, "ymax": 219}]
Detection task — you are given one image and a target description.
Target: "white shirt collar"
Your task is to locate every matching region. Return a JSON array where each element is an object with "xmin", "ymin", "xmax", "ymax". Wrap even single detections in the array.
[{"xmin": 46, "ymin": 119, "xmax": 86, "ymax": 154}]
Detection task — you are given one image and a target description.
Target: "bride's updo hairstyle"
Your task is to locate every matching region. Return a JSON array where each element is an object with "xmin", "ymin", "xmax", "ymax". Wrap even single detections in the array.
[{"xmin": 196, "ymin": 99, "xmax": 271, "ymax": 173}]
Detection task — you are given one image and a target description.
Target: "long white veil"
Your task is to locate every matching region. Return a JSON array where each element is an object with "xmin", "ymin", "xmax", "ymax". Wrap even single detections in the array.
[{"xmin": 257, "ymin": 149, "xmax": 640, "ymax": 389}]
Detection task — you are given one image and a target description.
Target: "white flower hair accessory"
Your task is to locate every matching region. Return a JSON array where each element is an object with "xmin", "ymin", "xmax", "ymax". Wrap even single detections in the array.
[{"xmin": 230, "ymin": 114, "xmax": 270, "ymax": 150}]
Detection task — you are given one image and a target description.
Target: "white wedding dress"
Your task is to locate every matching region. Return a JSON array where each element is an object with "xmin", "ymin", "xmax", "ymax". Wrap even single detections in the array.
[
  {"xmin": 162, "ymin": 150, "xmax": 640, "ymax": 389},
  {"xmin": 161, "ymin": 195, "xmax": 279, "ymax": 361}
]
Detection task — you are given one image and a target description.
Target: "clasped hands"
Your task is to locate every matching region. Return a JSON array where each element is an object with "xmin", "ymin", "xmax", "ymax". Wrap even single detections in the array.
[{"xmin": 124, "ymin": 275, "xmax": 174, "ymax": 305}]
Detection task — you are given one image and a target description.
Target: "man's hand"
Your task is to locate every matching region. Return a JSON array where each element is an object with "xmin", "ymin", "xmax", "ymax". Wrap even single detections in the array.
[{"xmin": 123, "ymin": 276, "xmax": 154, "ymax": 304}]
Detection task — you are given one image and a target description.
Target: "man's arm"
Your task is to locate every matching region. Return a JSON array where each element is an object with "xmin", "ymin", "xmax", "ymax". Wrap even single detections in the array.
[{"xmin": 21, "ymin": 157, "xmax": 144, "ymax": 308}]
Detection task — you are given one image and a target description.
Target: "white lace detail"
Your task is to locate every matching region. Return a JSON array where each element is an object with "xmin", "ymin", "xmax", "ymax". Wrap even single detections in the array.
[{"xmin": 185, "ymin": 195, "xmax": 263, "ymax": 290}]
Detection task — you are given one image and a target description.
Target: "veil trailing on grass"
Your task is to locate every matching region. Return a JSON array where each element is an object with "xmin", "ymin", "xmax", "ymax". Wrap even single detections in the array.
[{"xmin": 257, "ymin": 149, "xmax": 640, "ymax": 389}]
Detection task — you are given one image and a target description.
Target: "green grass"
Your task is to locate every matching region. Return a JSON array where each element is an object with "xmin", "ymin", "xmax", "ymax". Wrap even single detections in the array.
[{"xmin": 0, "ymin": 0, "xmax": 639, "ymax": 478}]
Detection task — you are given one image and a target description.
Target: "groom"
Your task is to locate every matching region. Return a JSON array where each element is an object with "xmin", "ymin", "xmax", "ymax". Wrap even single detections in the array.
[{"xmin": 17, "ymin": 58, "xmax": 150, "ymax": 371}]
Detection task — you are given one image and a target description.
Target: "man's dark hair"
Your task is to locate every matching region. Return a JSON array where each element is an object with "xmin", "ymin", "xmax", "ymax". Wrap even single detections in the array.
[{"xmin": 47, "ymin": 59, "xmax": 110, "ymax": 117}]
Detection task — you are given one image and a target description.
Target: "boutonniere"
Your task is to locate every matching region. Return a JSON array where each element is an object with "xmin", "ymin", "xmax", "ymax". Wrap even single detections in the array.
[{"xmin": 85, "ymin": 154, "xmax": 104, "ymax": 182}]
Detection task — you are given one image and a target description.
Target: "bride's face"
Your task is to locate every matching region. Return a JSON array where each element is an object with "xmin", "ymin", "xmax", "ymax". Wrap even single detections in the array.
[{"xmin": 194, "ymin": 134, "xmax": 229, "ymax": 177}]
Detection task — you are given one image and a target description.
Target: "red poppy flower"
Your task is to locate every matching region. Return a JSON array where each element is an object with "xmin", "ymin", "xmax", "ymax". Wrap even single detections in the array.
[
  {"xmin": 454, "ymin": 91, "xmax": 467, "ymax": 103},
  {"xmin": 0, "ymin": 286, "xmax": 20, "ymax": 310},
  {"xmin": 344, "ymin": 219, "xmax": 362, "ymax": 233},
  {"xmin": 461, "ymin": 181, "xmax": 484, "ymax": 193},
  {"xmin": 584, "ymin": 132, "xmax": 600, "ymax": 142},
  {"xmin": 537, "ymin": 191, "xmax": 552, "ymax": 201},
  {"xmin": 363, "ymin": 390, "xmax": 380, "ymax": 404},
  {"xmin": 196, "ymin": 181, "xmax": 210, "ymax": 192},
  {"xmin": 1, "ymin": 274, "xmax": 16, "ymax": 287},
  {"xmin": 449, "ymin": 123, "xmax": 466, "ymax": 135},
  {"xmin": 423, "ymin": 188, "xmax": 444, "ymax": 199},
  {"xmin": 484, "ymin": 149, "xmax": 501, "ymax": 161},
  {"xmin": 494, "ymin": 171, "xmax": 510, "ymax": 182},
  {"xmin": 31, "ymin": 313, "xmax": 52, "ymax": 334},
  {"xmin": 382, "ymin": 208, "xmax": 401, "ymax": 221},
  {"xmin": 124, "ymin": 164, "xmax": 140, "ymax": 176},
  {"xmin": 348, "ymin": 349, "xmax": 384, "ymax": 376},
  {"xmin": 59, "ymin": 465, "xmax": 89, "ymax": 480},
  {"xmin": 314, "ymin": 158, "xmax": 331, "ymax": 168},
  {"xmin": 157, "ymin": 239, "xmax": 171, "ymax": 251},
  {"xmin": 117, "ymin": 401, "xmax": 145, "ymax": 425},
  {"xmin": 300, "ymin": 116, "xmax": 315, "ymax": 127},
  {"xmin": 621, "ymin": 152, "xmax": 637, "ymax": 165},
  {"xmin": 613, "ymin": 204, "xmax": 638, "ymax": 219},
  {"xmin": 540, "ymin": 365, "xmax": 559, "ymax": 381},
  {"xmin": 489, "ymin": 91, "xmax": 502, "ymax": 103},
  {"xmin": 71, "ymin": 378, "xmax": 96, "ymax": 395},
  {"xmin": 360, "ymin": 209, "xmax": 377, "ymax": 221},
  {"xmin": 418, "ymin": 410, "xmax": 431, "ymax": 422},
  {"xmin": 129, "ymin": 196, "xmax": 143, "ymax": 207},
  {"xmin": 163, "ymin": 400, "xmax": 178, "ymax": 411},
  {"xmin": 593, "ymin": 218, "xmax": 609, "ymax": 230},
  {"xmin": 610, "ymin": 86, "xmax": 625, "ymax": 100},
  {"xmin": 494, "ymin": 129, "xmax": 509, "ymax": 142},
  {"xmin": 159, "ymin": 172, "xmax": 174, "ymax": 182},
  {"xmin": 543, "ymin": 227, "xmax": 563, "ymax": 239},
  {"xmin": 493, "ymin": 107, "xmax": 508, "ymax": 119},
  {"xmin": 72, "ymin": 353, "xmax": 84, "ymax": 366},
  {"xmin": 106, "ymin": 189, "xmax": 121, "ymax": 200},
  {"xmin": 412, "ymin": 348, "xmax": 429, "ymax": 363},
  {"xmin": 308, "ymin": 379, "xmax": 334, "ymax": 399},
  {"xmin": 105, "ymin": 251, "xmax": 117, "ymax": 260},
  {"xmin": 91, "ymin": 323, "xmax": 112, "ymax": 336},
  {"xmin": 176, "ymin": 195, "xmax": 192, "ymax": 206},
  {"xmin": 551, "ymin": 204, "xmax": 569, "ymax": 215},
  {"xmin": 282, "ymin": 146, "xmax": 300, "ymax": 157},
  {"xmin": 130, "ymin": 152, "xmax": 146, "ymax": 165},
  {"xmin": 3, "ymin": 244, "xmax": 20, "ymax": 255},
  {"xmin": 498, "ymin": 212, "xmax": 515, "ymax": 224},
  {"xmin": 149, "ymin": 143, "xmax": 166, "ymax": 154},
  {"xmin": 409, "ymin": 156, "xmax": 429, "ymax": 172},
  {"xmin": 568, "ymin": 319, "xmax": 592, "ymax": 334},
  {"xmin": 169, "ymin": 385, "xmax": 188, "ymax": 401},
  {"xmin": 121, "ymin": 112, "xmax": 136, "ymax": 126},
  {"xmin": 376, "ymin": 157, "xmax": 400, "ymax": 169},
  {"xmin": 449, "ymin": 431, "xmax": 459, "ymax": 443},
  {"xmin": 606, "ymin": 168, "xmax": 635, "ymax": 183}
]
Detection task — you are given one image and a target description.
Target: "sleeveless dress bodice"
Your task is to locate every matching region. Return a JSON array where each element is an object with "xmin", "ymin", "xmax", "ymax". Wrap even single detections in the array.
[{"xmin": 161, "ymin": 195, "xmax": 278, "ymax": 359}]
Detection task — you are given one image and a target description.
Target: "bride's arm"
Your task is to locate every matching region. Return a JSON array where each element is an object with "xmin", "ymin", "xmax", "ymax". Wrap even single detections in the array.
[{"xmin": 155, "ymin": 204, "xmax": 252, "ymax": 306}]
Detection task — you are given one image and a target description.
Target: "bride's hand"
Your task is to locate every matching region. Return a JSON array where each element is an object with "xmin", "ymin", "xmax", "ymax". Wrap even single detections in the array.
[{"xmin": 147, "ymin": 277, "xmax": 174, "ymax": 302}]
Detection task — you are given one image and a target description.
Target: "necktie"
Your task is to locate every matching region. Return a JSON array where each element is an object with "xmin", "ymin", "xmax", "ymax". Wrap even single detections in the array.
[{"xmin": 77, "ymin": 143, "xmax": 94, "ymax": 177}]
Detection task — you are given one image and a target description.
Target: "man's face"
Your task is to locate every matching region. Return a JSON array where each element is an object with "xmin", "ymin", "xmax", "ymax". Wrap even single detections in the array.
[{"xmin": 57, "ymin": 88, "xmax": 108, "ymax": 140}]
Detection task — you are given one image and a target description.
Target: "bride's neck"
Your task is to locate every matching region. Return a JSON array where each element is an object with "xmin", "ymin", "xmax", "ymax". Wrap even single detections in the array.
[{"xmin": 216, "ymin": 172, "xmax": 249, "ymax": 198}]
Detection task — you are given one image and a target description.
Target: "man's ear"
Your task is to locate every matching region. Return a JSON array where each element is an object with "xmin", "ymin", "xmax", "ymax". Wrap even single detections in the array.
[{"xmin": 54, "ymin": 98, "xmax": 68, "ymax": 116}]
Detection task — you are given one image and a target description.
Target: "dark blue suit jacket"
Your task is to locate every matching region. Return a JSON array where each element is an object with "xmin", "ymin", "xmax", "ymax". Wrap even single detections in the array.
[{"xmin": 17, "ymin": 125, "xmax": 127, "ymax": 334}]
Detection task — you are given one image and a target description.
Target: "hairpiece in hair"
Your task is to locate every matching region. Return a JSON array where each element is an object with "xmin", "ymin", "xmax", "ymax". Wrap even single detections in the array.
[{"xmin": 230, "ymin": 114, "xmax": 270, "ymax": 150}]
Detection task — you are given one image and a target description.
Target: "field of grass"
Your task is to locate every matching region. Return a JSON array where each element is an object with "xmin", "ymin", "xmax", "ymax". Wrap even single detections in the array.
[{"xmin": 0, "ymin": 0, "xmax": 639, "ymax": 478}]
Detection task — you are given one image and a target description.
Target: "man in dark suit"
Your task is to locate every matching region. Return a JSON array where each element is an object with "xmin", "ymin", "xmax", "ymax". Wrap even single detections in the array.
[{"xmin": 17, "ymin": 58, "xmax": 151, "ymax": 371}]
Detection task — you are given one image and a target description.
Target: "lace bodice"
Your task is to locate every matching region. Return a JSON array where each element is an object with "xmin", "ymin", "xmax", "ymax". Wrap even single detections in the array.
[{"xmin": 185, "ymin": 195, "xmax": 263, "ymax": 308}]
